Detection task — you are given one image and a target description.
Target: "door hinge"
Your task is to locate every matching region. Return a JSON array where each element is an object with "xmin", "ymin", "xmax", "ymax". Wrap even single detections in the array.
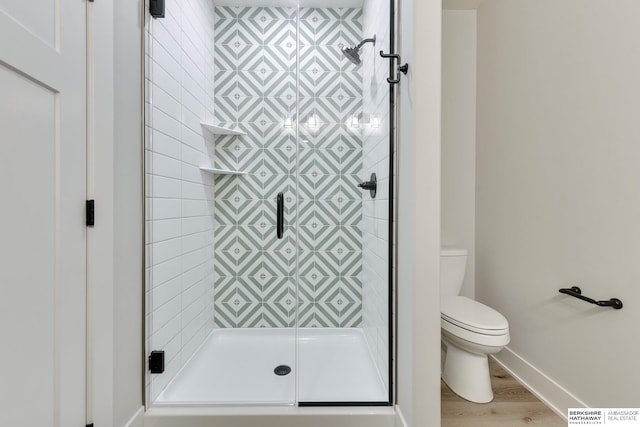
[
  {"xmin": 149, "ymin": 351, "xmax": 165, "ymax": 374},
  {"xmin": 150, "ymin": 0, "xmax": 165, "ymax": 18},
  {"xmin": 86, "ymin": 200, "xmax": 95, "ymax": 227}
]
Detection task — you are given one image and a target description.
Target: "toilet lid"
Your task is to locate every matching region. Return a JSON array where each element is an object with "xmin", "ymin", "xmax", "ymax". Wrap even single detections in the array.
[{"xmin": 441, "ymin": 296, "xmax": 509, "ymax": 335}]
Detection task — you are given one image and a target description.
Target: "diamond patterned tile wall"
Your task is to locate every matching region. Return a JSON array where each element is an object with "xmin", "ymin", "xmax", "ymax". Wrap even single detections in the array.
[{"xmin": 213, "ymin": 6, "xmax": 363, "ymax": 328}]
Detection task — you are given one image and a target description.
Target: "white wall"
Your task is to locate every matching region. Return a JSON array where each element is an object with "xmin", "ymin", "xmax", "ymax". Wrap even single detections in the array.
[
  {"xmin": 114, "ymin": 0, "xmax": 144, "ymax": 424},
  {"xmin": 145, "ymin": 0, "xmax": 217, "ymax": 402},
  {"xmin": 396, "ymin": 0, "xmax": 441, "ymax": 426},
  {"xmin": 441, "ymin": 10, "xmax": 476, "ymax": 298},
  {"xmin": 476, "ymin": 0, "xmax": 640, "ymax": 408},
  {"xmin": 92, "ymin": 1, "xmax": 145, "ymax": 425}
]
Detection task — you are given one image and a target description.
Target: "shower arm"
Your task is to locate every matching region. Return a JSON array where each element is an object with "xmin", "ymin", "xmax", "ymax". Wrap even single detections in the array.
[{"xmin": 355, "ymin": 37, "xmax": 376, "ymax": 50}]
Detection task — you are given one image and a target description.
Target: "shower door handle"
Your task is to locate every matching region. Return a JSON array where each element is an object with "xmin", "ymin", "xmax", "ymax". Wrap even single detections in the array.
[
  {"xmin": 380, "ymin": 51, "xmax": 409, "ymax": 84},
  {"xmin": 277, "ymin": 192, "xmax": 284, "ymax": 239}
]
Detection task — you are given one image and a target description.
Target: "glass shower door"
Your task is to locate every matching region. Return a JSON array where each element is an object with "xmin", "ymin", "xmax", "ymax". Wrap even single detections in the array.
[
  {"xmin": 295, "ymin": 1, "xmax": 393, "ymax": 404},
  {"xmin": 145, "ymin": 0, "xmax": 393, "ymax": 407}
]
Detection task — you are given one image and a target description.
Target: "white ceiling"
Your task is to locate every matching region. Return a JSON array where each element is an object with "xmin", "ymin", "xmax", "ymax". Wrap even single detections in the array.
[{"xmin": 214, "ymin": 0, "xmax": 364, "ymax": 8}]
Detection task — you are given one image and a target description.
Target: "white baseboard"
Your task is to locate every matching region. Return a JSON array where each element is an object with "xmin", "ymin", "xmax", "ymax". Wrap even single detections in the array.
[
  {"xmin": 394, "ymin": 405, "xmax": 409, "ymax": 427},
  {"xmin": 124, "ymin": 406, "xmax": 145, "ymax": 427},
  {"xmin": 492, "ymin": 347, "xmax": 587, "ymax": 421},
  {"xmin": 144, "ymin": 406, "xmax": 395, "ymax": 427}
]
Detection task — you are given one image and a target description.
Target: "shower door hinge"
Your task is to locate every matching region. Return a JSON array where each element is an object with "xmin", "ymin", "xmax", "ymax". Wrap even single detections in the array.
[
  {"xmin": 149, "ymin": 350, "xmax": 165, "ymax": 374},
  {"xmin": 86, "ymin": 200, "xmax": 95, "ymax": 227},
  {"xmin": 149, "ymin": 0, "xmax": 165, "ymax": 18}
]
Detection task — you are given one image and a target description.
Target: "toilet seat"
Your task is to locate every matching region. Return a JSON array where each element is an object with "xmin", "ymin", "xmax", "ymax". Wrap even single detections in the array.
[
  {"xmin": 441, "ymin": 296, "xmax": 510, "ymax": 347},
  {"xmin": 441, "ymin": 296, "xmax": 509, "ymax": 335},
  {"xmin": 441, "ymin": 317, "xmax": 510, "ymax": 348}
]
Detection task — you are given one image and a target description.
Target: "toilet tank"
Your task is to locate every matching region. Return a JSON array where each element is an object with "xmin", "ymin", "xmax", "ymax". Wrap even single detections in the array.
[{"xmin": 440, "ymin": 248, "xmax": 468, "ymax": 297}]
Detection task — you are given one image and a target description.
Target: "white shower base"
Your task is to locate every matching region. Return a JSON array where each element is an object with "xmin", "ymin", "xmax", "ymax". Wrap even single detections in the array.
[{"xmin": 155, "ymin": 328, "xmax": 388, "ymax": 405}]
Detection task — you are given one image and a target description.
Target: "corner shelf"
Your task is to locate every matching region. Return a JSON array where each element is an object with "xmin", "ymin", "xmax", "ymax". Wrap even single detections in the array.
[
  {"xmin": 200, "ymin": 122, "xmax": 247, "ymax": 136},
  {"xmin": 200, "ymin": 167, "xmax": 247, "ymax": 176}
]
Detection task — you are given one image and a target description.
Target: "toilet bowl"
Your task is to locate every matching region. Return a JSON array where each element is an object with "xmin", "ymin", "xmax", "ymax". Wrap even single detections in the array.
[{"xmin": 440, "ymin": 248, "xmax": 510, "ymax": 403}]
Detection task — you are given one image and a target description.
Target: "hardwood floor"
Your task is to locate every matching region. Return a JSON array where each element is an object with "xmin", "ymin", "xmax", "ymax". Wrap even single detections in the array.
[{"xmin": 441, "ymin": 358, "xmax": 566, "ymax": 426}]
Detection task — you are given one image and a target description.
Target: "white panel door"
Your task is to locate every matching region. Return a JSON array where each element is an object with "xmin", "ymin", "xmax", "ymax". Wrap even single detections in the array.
[{"xmin": 0, "ymin": 1, "xmax": 87, "ymax": 426}]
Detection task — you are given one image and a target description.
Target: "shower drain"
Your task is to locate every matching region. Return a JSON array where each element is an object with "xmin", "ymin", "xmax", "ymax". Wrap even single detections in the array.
[{"xmin": 274, "ymin": 365, "xmax": 291, "ymax": 376}]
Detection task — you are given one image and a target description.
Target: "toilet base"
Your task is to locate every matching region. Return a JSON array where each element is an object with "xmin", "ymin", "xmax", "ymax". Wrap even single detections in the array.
[{"xmin": 442, "ymin": 342, "xmax": 494, "ymax": 403}]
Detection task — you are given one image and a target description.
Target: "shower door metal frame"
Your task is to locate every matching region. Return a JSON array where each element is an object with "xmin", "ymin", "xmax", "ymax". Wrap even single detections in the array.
[{"xmin": 387, "ymin": 0, "xmax": 397, "ymax": 407}]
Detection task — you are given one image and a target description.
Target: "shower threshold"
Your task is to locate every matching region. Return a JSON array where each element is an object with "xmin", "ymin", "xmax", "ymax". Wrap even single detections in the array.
[{"xmin": 154, "ymin": 328, "xmax": 388, "ymax": 405}]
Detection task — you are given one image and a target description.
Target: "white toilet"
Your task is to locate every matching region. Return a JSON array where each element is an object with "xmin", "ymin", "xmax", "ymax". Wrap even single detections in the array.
[{"xmin": 440, "ymin": 248, "xmax": 510, "ymax": 403}]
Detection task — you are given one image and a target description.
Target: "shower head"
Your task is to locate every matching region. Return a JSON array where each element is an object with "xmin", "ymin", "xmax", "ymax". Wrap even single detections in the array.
[
  {"xmin": 342, "ymin": 46, "xmax": 363, "ymax": 65},
  {"xmin": 341, "ymin": 34, "xmax": 376, "ymax": 66}
]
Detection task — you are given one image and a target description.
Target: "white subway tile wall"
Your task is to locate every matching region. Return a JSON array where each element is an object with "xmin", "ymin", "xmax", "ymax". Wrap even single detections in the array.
[
  {"xmin": 362, "ymin": 0, "xmax": 391, "ymax": 393},
  {"xmin": 145, "ymin": 0, "xmax": 216, "ymax": 402}
]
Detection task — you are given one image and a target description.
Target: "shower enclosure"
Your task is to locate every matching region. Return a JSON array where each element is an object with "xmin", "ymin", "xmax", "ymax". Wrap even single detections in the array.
[{"xmin": 145, "ymin": 0, "xmax": 395, "ymax": 407}]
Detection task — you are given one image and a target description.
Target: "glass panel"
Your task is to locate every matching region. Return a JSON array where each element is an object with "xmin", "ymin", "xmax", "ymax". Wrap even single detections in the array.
[
  {"xmin": 145, "ymin": 0, "xmax": 392, "ymax": 407},
  {"xmin": 296, "ymin": 0, "xmax": 391, "ymax": 404},
  {"xmin": 145, "ymin": 0, "xmax": 299, "ymax": 405}
]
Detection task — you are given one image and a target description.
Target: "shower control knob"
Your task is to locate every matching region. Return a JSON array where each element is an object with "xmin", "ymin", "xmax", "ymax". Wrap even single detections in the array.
[{"xmin": 358, "ymin": 173, "xmax": 377, "ymax": 198}]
